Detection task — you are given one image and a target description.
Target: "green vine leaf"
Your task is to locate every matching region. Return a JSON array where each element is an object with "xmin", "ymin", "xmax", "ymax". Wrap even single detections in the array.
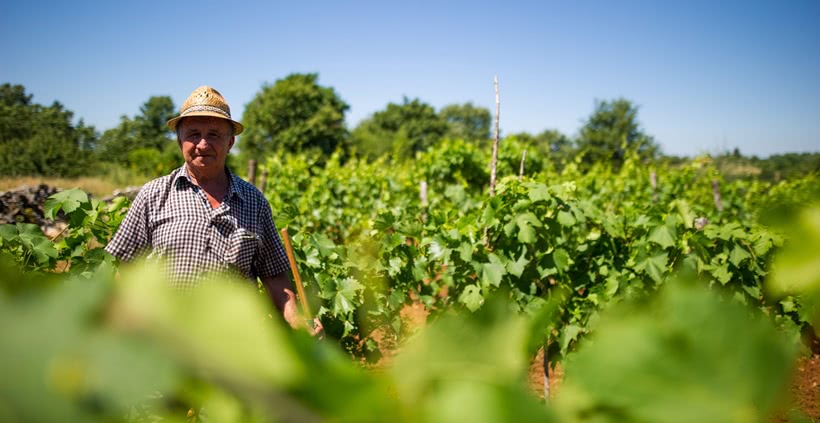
[
  {"xmin": 648, "ymin": 225, "xmax": 676, "ymax": 249},
  {"xmin": 459, "ymin": 284, "xmax": 484, "ymax": 311}
]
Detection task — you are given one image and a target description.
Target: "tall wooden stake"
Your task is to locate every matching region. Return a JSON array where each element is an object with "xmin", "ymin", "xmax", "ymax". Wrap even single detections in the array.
[
  {"xmin": 489, "ymin": 75, "xmax": 500, "ymax": 197},
  {"xmin": 543, "ymin": 342, "xmax": 550, "ymax": 402},
  {"xmin": 650, "ymin": 170, "xmax": 658, "ymax": 203},
  {"xmin": 420, "ymin": 180, "xmax": 428, "ymax": 223},
  {"xmin": 519, "ymin": 150, "xmax": 527, "ymax": 181},
  {"xmin": 712, "ymin": 179, "xmax": 723, "ymax": 212},
  {"xmin": 279, "ymin": 228, "xmax": 312, "ymax": 320},
  {"xmin": 247, "ymin": 159, "xmax": 257, "ymax": 186},
  {"xmin": 259, "ymin": 170, "xmax": 268, "ymax": 192}
]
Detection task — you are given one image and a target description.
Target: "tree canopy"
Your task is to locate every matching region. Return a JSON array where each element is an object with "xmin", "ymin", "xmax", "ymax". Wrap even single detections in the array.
[
  {"xmin": 440, "ymin": 102, "xmax": 491, "ymax": 141},
  {"xmin": 577, "ymin": 98, "xmax": 659, "ymax": 167},
  {"xmin": 240, "ymin": 73, "xmax": 349, "ymax": 162},
  {"xmin": 4, "ymin": 82, "xmax": 817, "ymax": 184},
  {"xmin": 0, "ymin": 83, "xmax": 96, "ymax": 177},
  {"xmin": 508, "ymin": 129, "xmax": 574, "ymax": 164},
  {"xmin": 95, "ymin": 95, "xmax": 179, "ymax": 177},
  {"xmin": 351, "ymin": 97, "xmax": 449, "ymax": 159}
]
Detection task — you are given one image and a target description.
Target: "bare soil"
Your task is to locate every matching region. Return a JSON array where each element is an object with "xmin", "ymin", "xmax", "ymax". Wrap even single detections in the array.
[
  {"xmin": 772, "ymin": 354, "xmax": 820, "ymax": 422},
  {"xmin": 377, "ymin": 301, "xmax": 820, "ymax": 421},
  {"xmin": 526, "ymin": 352, "xmax": 820, "ymax": 422}
]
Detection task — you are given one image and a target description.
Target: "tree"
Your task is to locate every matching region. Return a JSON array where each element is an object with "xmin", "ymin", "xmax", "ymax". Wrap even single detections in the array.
[
  {"xmin": 0, "ymin": 84, "xmax": 34, "ymax": 144},
  {"xmin": 577, "ymin": 98, "xmax": 658, "ymax": 167},
  {"xmin": 96, "ymin": 117, "xmax": 138, "ymax": 164},
  {"xmin": 506, "ymin": 129, "xmax": 575, "ymax": 169},
  {"xmin": 240, "ymin": 73, "xmax": 349, "ymax": 162},
  {"xmin": 0, "ymin": 83, "xmax": 97, "ymax": 177},
  {"xmin": 440, "ymin": 102, "xmax": 491, "ymax": 141},
  {"xmin": 134, "ymin": 96, "xmax": 176, "ymax": 150},
  {"xmin": 351, "ymin": 97, "xmax": 448, "ymax": 159},
  {"xmin": 96, "ymin": 96, "xmax": 177, "ymax": 174},
  {"xmin": 509, "ymin": 129, "xmax": 574, "ymax": 156}
]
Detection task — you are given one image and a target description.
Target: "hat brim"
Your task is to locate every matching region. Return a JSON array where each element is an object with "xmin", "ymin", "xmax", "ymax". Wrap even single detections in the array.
[{"xmin": 167, "ymin": 112, "xmax": 244, "ymax": 136}]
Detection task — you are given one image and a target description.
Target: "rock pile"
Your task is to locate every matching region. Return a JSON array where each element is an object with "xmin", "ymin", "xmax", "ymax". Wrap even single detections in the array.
[
  {"xmin": 0, "ymin": 184, "xmax": 60, "ymax": 225},
  {"xmin": 102, "ymin": 186, "xmax": 142, "ymax": 202}
]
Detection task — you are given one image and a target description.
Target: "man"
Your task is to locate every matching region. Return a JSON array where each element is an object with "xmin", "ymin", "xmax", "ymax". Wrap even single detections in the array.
[{"xmin": 105, "ymin": 86, "xmax": 321, "ymax": 335}]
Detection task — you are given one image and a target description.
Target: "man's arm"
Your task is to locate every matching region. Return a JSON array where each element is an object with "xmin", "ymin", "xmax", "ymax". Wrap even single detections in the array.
[
  {"xmin": 261, "ymin": 273, "xmax": 322, "ymax": 336},
  {"xmin": 105, "ymin": 185, "xmax": 151, "ymax": 261}
]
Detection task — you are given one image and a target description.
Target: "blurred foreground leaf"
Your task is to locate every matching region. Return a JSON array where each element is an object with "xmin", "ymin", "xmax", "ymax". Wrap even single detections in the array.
[
  {"xmin": 554, "ymin": 281, "xmax": 796, "ymax": 423},
  {"xmin": 766, "ymin": 205, "xmax": 820, "ymax": 333},
  {"xmin": 0, "ymin": 267, "xmax": 178, "ymax": 422},
  {"xmin": 109, "ymin": 262, "xmax": 305, "ymax": 392},
  {"xmin": 391, "ymin": 298, "xmax": 556, "ymax": 422}
]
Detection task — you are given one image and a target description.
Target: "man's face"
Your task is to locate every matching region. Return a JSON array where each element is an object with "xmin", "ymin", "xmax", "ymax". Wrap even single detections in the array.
[{"xmin": 178, "ymin": 116, "xmax": 234, "ymax": 172}]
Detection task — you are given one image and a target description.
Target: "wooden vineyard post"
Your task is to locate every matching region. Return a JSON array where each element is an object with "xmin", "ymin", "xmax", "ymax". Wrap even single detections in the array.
[
  {"xmin": 420, "ymin": 180, "xmax": 428, "ymax": 223},
  {"xmin": 489, "ymin": 75, "xmax": 500, "ymax": 197},
  {"xmin": 279, "ymin": 227, "xmax": 312, "ymax": 320},
  {"xmin": 259, "ymin": 169, "xmax": 268, "ymax": 193},
  {"xmin": 650, "ymin": 170, "xmax": 658, "ymax": 203},
  {"xmin": 519, "ymin": 150, "xmax": 527, "ymax": 181},
  {"xmin": 247, "ymin": 159, "xmax": 257, "ymax": 186},
  {"xmin": 543, "ymin": 342, "xmax": 550, "ymax": 402},
  {"xmin": 485, "ymin": 75, "xmax": 501, "ymax": 248},
  {"xmin": 712, "ymin": 179, "xmax": 723, "ymax": 212}
]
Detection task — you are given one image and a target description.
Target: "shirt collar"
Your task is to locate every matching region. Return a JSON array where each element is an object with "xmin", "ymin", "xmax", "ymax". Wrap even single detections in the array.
[
  {"xmin": 172, "ymin": 165, "xmax": 245, "ymax": 202},
  {"xmin": 226, "ymin": 168, "xmax": 245, "ymax": 202}
]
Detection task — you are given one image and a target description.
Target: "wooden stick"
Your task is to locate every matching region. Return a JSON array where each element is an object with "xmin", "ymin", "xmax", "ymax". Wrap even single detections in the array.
[
  {"xmin": 489, "ymin": 75, "xmax": 500, "ymax": 197},
  {"xmin": 712, "ymin": 179, "xmax": 723, "ymax": 212},
  {"xmin": 420, "ymin": 180, "xmax": 428, "ymax": 223},
  {"xmin": 484, "ymin": 75, "xmax": 501, "ymax": 248},
  {"xmin": 279, "ymin": 227, "xmax": 312, "ymax": 320},
  {"xmin": 259, "ymin": 169, "xmax": 268, "ymax": 192},
  {"xmin": 543, "ymin": 342, "xmax": 550, "ymax": 402},
  {"xmin": 248, "ymin": 159, "xmax": 257, "ymax": 186},
  {"xmin": 519, "ymin": 150, "xmax": 527, "ymax": 181}
]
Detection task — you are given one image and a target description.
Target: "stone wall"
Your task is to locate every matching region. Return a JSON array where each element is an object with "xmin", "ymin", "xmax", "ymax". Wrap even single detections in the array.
[{"xmin": 0, "ymin": 184, "xmax": 60, "ymax": 226}]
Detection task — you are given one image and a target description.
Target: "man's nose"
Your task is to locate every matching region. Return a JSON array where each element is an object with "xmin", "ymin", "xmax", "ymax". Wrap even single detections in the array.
[{"xmin": 196, "ymin": 137, "xmax": 210, "ymax": 148}]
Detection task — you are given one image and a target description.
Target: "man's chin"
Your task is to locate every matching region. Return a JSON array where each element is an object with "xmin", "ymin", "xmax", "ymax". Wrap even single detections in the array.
[{"xmin": 190, "ymin": 157, "xmax": 216, "ymax": 166}]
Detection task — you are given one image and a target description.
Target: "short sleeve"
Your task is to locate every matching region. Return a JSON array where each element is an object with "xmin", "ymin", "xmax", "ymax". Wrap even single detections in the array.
[
  {"xmin": 254, "ymin": 199, "xmax": 290, "ymax": 278},
  {"xmin": 105, "ymin": 187, "xmax": 151, "ymax": 262}
]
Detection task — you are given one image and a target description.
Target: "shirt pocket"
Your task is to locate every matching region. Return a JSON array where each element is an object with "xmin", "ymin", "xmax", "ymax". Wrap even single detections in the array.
[{"xmin": 224, "ymin": 229, "xmax": 259, "ymax": 278}]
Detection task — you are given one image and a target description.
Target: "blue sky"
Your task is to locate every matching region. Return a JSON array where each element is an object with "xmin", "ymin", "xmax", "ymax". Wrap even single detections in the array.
[{"xmin": 1, "ymin": 0, "xmax": 818, "ymax": 157}]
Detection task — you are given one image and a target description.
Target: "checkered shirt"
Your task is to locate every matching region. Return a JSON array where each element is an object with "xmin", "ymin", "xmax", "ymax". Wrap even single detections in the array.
[{"xmin": 105, "ymin": 166, "xmax": 290, "ymax": 289}]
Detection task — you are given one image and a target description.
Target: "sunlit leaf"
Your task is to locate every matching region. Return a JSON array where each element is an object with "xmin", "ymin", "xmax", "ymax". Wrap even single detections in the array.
[
  {"xmin": 506, "ymin": 248, "xmax": 530, "ymax": 278},
  {"xmin": 553, "ymin": 248, "xmax": 570, "ymax": 272},
  {"xmin": 481, "ymin": 255, "xmax": 506, "ymax": 288},
  {"xmin": 648, "ymin": 225, "xmax": 675, "ymax": 249},
  {"xmin": 557, "ymin": 210, "xmax": 576, "ymax": 227},
  {"xmin": 637, "ymin": 252, "xmax": 668, "ymax": 283},
  {"xmin": 44, "ymin": 189, "xmax": 88, "ymax": 220},
  {"xmin": 729, "ymin": 245, "xmax": 751, "ymax": 267},
  {"xmin": 459, "ymin": 284, "xmax": 484, "ymax": 311}
]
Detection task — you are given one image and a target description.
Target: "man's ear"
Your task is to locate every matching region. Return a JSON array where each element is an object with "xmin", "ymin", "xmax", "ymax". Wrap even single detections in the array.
[{"xmin": 229, "ymin": 136, "xmax": 235, "ymax": 150}]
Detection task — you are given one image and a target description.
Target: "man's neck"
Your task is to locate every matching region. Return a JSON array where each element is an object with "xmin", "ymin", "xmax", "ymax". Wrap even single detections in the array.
[{"xmin": 185, "ymin": 164, "xmax": 229, "ymax": 190}]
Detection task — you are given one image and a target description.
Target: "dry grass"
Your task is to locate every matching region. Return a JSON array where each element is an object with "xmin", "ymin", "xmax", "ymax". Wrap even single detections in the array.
[
  {"xmin": 718, "ymin": 162, "xmax": 763, "ymax": 178},
  {"xmin": 0, "ymin": 174, "xmax": 148, "ymax": 197}
]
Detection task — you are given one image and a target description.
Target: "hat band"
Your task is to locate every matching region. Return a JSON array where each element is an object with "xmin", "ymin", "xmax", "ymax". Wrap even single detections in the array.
[{"xmin": 180, "ymin": 105, "xmax": 231, "ymax": 119}]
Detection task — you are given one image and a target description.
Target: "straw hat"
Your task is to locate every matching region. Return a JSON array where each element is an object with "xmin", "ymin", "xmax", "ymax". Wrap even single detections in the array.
[{"xmin": 166, "ymin": 86, "xmax": 244, "ymax": 135}]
